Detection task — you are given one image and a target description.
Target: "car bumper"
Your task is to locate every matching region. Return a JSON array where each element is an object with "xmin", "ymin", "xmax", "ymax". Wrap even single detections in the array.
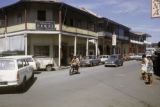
[
  {"xmin": 104, "ymin": 63, "xmax": 116, "ymax": 66},
  {"xmin": 0, "ymin": 80, "xmax": 18, "ymax": 87}
]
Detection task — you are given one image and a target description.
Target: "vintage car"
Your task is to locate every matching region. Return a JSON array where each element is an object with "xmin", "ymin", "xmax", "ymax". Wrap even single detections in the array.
[
  {"xmin": 128, "ymin": 53, "xmax": 143, "ymax": 61},
  {"xmin": 99, "ymin": 55, "xmax": 110, "ymax": 64},
  {"xmin": 34, "ymin": 56, "xmax": 54, "ymax": 71},
  {"xmin": 104, "ymin": 54, "xmax": 123, "ymax": 67},
  {"xmin": 80, "ymin": 55, "xmax": 100, "ymax": 67}
]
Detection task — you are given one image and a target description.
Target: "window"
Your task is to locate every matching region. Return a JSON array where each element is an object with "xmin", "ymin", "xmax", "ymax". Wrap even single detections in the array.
[
  {"xmin": 34, "ymin": 46, "xmax": 49, "ymax": 56},
  {"xmin": 0, "ymin": 20, "xmax": 5, "ymax": 28},
  {"xmin": 26, "ymin": 58, "xmax": 33, "ymax": 62},
  {"xmin": 17, "ymin": 13, "xmax": 23, "ymax": 24},
  {"xmin": 119, "ymin": 28, "xmax": 124, "ymax": 37},
  {"xmin": 17, "ymin": 59, "xmax": 23, "ymax": 69},
  {"xmin": 37, "ymin": 10, "xmax": 46, "ymax": 21},
  {"xmin": 0, "ymin": 60, "xmax": 15, "ymax": 70},
  {"xmin": 70, "ymin": 19, "xmax": 74, "ymax": 26},
  {"xmin": 23, "ymin": 59, "xmax": 29, "ymax": 66}
]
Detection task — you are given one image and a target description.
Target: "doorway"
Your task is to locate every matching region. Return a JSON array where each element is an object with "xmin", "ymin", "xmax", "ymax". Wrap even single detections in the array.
[{"xmin": 61, "ymin": 43, "xmax": 68, "ymax": 66}]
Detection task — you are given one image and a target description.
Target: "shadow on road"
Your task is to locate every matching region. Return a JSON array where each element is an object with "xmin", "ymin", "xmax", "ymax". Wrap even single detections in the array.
[
  {"xmin": 155, "ymin": 77, "xmax": 160, "ymax": 81},
  {"xmin": 0, "ymin": 77, "xmax": 37, "ymax": 95},
  {"xmin": 34, "ymin": 69, "xmax": 57, "ymax": 74},
  {"xmin": 34, "ymin": 71, "xmax": 42, "ymax": 74}
]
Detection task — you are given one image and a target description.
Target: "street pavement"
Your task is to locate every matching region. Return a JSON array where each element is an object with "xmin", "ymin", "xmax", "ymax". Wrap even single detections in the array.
[{"xmin": 0, "ymin": 61, "xmax": 160, "ymax": 107}]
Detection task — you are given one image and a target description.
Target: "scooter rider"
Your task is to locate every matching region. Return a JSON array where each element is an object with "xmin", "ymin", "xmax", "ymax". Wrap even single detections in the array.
[{"xmin": 70, "ymin": 55, "xmax": 80, "ymax": 73}]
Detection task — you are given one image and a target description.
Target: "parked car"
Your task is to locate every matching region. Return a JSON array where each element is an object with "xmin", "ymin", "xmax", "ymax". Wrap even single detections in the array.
[
  {"xmin": 34, "ymin": 56, "xmax": 54, "ymax": 71},
  {"xmin": 0, "ymin": 56, "xmax": 34, "ymax": 89},
  {"xmin": 99, "ymin": 55, "xmax": 110, "ymax": 64},
  {"xmin": 128, "ymin": 53, "xmax": 143, "ymax": 61},
  {"xmin": 80, "ymin": 55, "xmax": 100, "ymax": 67},
  {"xmin": 104, "ymin": 54, "xmax": 123, "ymax": 67},
  {"xmin": 25, "ymin": 56, "xmax": 38, "ymax": 71}
]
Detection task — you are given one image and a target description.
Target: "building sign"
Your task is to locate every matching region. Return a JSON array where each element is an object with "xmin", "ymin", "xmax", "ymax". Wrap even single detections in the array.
[
  {"xmin": 36, "ymin": 21, "xmax": 56, "ymax": 31},
  {"xmin": 112, "ymin": 34, "xmax": 117, "ymax": 46},
  {"xmin": 152, "ymin": 0, "xmax": 160, "ymax": 17}
]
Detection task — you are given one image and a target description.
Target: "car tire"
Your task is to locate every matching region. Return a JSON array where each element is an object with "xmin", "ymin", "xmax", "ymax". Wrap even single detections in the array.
[
  {"xmin": 19, "ymin": 77, "xmax": 26, "ymax": 92},
  {"xmin": 115, "ymin": 64, "xmax": 118, "ymax": 67},
  {"xmin": 69, "ymin": 67, "xmax": 73, "ymax": 75},
  {"xmin": 31, "ymin": 73, "xmax": 34, "ymax": 80},
  {"xmin": 46, "ymin": 65, "xmax": 52, "ymax": 71}
]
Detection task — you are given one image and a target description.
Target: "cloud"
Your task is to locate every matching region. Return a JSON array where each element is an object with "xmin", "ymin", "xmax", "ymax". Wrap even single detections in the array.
[
  {"xmin": 131, "ymin": 25, "xmax": 160, "ymax": 42},
  {"xmin": 132, "ymin": 25, "xmax": 160, "ymax": 33},
  {"xmin": 111, "ymin": 1, "xmax": 147, "ymax": 14},
  {"xmin": 102, "ymin": 0, "xmax": 121, "ymax": 5},
  {"xmin": 65, "ymin": 0, "xmax": 148, "ymax": 14}
]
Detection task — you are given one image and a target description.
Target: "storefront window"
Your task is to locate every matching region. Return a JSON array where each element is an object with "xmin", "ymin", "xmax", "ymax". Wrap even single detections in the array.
[{"xmin": 34, "ymin": 46, "xmax": 49, "ymax": 56}]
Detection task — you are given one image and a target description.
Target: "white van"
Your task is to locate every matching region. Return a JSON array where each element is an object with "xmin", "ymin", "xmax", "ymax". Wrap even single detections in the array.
[
  {"xmin": 0, "ymin": 56, "xmax": 34, "ymax": 89},
  {"xmin": 6, "ymin": 55, "xmax": 37, "ymax": 71}
]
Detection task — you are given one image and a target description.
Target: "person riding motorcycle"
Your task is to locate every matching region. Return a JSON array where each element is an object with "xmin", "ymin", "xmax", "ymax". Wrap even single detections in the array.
[{"xmin": 70, "ymin": 56, "xmax": 80, "ymax": 73}]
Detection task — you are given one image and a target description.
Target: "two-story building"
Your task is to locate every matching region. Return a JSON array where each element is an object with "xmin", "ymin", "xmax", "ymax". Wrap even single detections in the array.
[
  {"xmin": 98, "ymin": 17, "xmax": 130, "ymax": 56},
  {"xmin": 0, "ymin": 0, "xmax": 99, "ymax": 67},
  {"xmin": 129, "ymin": 31, "xmax": 151, "ymax": 55},
  {"xmin": 0, "ymin": 0, "xmax": 152, "ymax": 68}
]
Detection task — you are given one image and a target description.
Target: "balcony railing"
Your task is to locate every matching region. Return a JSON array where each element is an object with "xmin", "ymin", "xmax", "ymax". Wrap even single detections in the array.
[
  {"xmin": 0, "ymin": 20, "xmax": 5, "ymax": 28},
  {"xmin": 0, "ymin": 21, "xmax": 97, "ymax": 37},
  {"xmin": 118, "ymin": 36, "xmax": 129, "ymax": 41},
  {"xmin": 98, "ymin": 31, "xmax": 112, "ymax": 37},
  {"xmin": 130, "ymin": 40, "xmax": 144, "ymax": 45},
  {"xmin": 62, "ymin": 25, "xmax": 97, "ymax": 37}
]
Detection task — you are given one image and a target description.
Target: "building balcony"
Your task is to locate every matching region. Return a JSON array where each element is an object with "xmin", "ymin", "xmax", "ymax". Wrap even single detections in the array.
[
  {"xmin": 98, "ymin": 31, "xmax": 129, "ymax": 41},
  {"xmin": 118, "ymin": 36, "xmax": 129, "ymax": 41},
  {"xmin": 144, "ymin": 40, "xmax": 152, "ymax": 45},
  {"xmin": 0, "ymin": 21, "xmax": 97, "ymax": 37},
  {"xmin": 98, "ymin": 31, "xmax": 112, "ymax": 38},
  {"xmin": 130, "ymin": 40, "xmax": 144, "ymax": 45},
  {"xmin": 62, "ymin": 25, "xmax": 97, "ymax": 37}
]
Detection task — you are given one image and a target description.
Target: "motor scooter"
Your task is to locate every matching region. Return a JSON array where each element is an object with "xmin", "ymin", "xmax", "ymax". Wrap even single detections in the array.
[
  {"xmin": 147, "ymin": 73, "xmax": 153, "ymax": 84},
  {"xmin": 69, "ymin": 64, "xmax": 80, "ymax": 75}
]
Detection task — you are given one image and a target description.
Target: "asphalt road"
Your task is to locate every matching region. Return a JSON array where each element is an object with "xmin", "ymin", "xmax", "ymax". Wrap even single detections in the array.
[{"xmin": 0, "ymin": 61, "xmax": 160, "ymax": 107}]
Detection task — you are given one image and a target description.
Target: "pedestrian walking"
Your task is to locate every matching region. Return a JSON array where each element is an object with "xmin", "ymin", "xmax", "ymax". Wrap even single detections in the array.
[
  {"xmin": 146, "ymin": 56, "xmax": 154, "ymax": 85},
  {"xmin": 141, "ymin": 54, "xmax": 148, "ymax": 80}
]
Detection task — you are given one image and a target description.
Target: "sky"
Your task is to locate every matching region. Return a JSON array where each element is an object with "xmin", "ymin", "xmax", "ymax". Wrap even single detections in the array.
[{"xmin": 0, "ymin": 0, "xmax": 160, "ymax": 43}]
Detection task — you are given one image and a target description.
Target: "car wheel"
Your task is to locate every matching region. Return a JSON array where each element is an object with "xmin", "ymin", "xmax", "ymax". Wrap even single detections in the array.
[
  {"xmin": 19, "ymin": 77, "xmax": 26, "ymax": 92},
  {"xmin": 89, "ymin": 63, "xmax": 93, "ymax": 67},
  {"xmin": 31, "ymin": 73, "xmax": 34, "ymax": 80},
  {"xmin": 69, "ymin": 67, "xmax": 73, "ymax": 75},
  {"xmin": 46, "ymin": 65, "xmax": 52, "ymax": 71},
  {"xmin": 115, "ymin": 64, "xmax": 118, "ymax": 67}
]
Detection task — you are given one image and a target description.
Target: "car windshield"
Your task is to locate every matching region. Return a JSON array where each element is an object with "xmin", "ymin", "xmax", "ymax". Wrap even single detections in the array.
[
  {"xmin": 109, "ymin": 55, "xmax": 117, "ymax": 60},
  {"xmin": 26, "ymin": 58, "xmax": 33, "ymax": 62},
  {"xmin": 103, "ymin": 56, "xmax": 108, "ymax": 58},
  {"xmin": 0, "ymin": 59, "xmax": 15, "ymax": 70}
]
